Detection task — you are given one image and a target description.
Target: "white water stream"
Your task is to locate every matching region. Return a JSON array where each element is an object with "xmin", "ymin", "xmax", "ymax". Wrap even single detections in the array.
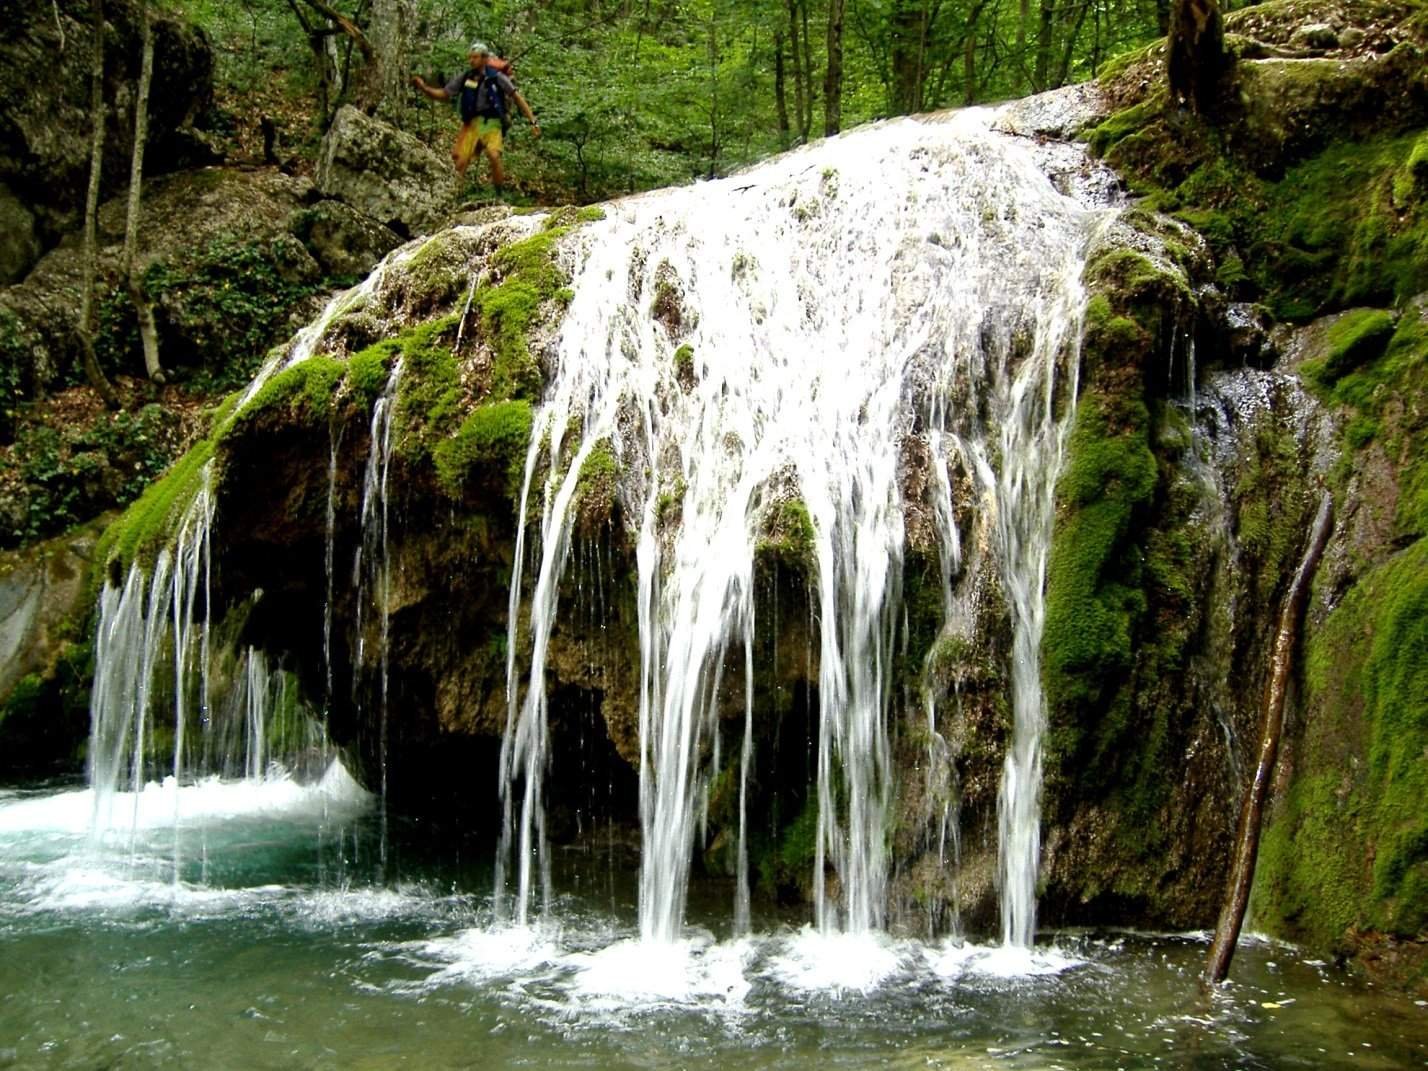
[{"xmin": 500, "ymin": 108, "xmax": 1110, "ymax": 945}]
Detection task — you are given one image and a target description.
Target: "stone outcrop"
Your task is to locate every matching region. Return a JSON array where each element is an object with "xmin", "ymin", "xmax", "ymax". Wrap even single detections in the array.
[
  {"xmin": 0, "ymin": 520, "xmax": 102, "ymax": 776},
  {"xmin": 0, "ymin": 168, "xmax": 401, "ymax": 394},
  {"xmin": 0, "ymin": 0, "xmax": 216, "ymax": 259},
  {"xmin": 0, "ymin": 185, "xmax": 42, "ymax": 286},
  {"xmin": 315, "ymin": 105, "xmax": 461, "ymax": 237}
]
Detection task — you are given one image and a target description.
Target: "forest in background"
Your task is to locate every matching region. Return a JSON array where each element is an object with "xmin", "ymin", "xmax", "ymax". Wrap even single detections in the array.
[{"xmin": 192, "ymin": 0, "xmax": 1230, "ymax": 202}]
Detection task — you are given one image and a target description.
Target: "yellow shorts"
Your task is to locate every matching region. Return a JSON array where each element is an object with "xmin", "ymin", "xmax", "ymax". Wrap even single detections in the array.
[{"xmin": 454, "ymin": 118, "xmax": 503, "ymax": 170}]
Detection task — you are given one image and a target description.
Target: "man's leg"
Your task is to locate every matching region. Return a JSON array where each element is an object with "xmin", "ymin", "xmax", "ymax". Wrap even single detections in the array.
[
  {"xmin": 479, "ymin": 121, "xmax": 506, "ymax": 189},
  {"xmin": 453, "ymin": 122, "xmax": 479, "ymax": 178}
]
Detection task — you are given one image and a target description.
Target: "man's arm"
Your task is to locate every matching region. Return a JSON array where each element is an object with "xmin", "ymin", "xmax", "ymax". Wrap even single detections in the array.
[
  {"xmin": 411, "ymin": 75, "xmax": 451, "ymax": 101},
  {"xmin": 511, "ymin": 91, "xmax": 541, "ymax": 138}
]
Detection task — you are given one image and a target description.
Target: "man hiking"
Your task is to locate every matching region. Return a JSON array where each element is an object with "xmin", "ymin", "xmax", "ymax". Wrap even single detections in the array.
[{"xmin": 412, "ymin": 42, "xmax": 540, "ymax": 191}]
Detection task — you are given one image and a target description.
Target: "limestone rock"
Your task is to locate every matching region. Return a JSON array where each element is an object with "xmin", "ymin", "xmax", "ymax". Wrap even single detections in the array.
[
  {"xmin": 0, "ymin": 168, "xmax": 322, "ymax": 389},
  {"xmin": 291, "ymin": 199, "xmax": 403, "ymax": 279},
  {"xmin": 315, "ymin": 105, "xmax": 460, "ymax": 237},
  {"xmin": 0, "ymin": 184, "xmax": 41, "ymax": 285},
  {"xmin": 0, "ymin": 0, "xmax": 215, "ymax": 242},
  {"xmin": 0, "ymin": 521, "xmax": 101, "ymax": 775},
  {"xmin": 1292, "ymin": 23, "xmax": 1340, "ymax": 51},
  {"xmin": 0, "ymin": 526, "xmax": 95, "ymax": 701}
]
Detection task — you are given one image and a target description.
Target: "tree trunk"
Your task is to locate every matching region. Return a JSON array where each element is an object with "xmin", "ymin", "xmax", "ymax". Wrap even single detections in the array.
[
  {"xmin": 79, "ymin": 0, "xmax": 121, "ymax": 409},
  {"xmin": 1033, "ymin": 0, "xmax": 1055, "ymax": 92},
  {"xmin": 297, "ymin": 0, "xmax": 377, "ymax": 111},
  {"xmin": 798, "ymin": 0, "xmax": 815, "ymax": 139},
  {"xmin": 823, "ymin": 0, "xmax": 846, "ymax": 136},
  {"xmin": 774, "ymin": 29, "xmax": 791, "ymax": 148},
  {"xmin": 786, "ymin": 0, "xmax": 806, "ymax": 144},
  {"xmin": 1204, "ymin": 490, "xmax": 1334, "ymax": 986},
  {"xmin": 1168, "ymin": 0, "xmax": 1227, "ymax": 118},
  {"xmin": 370, "ymin": 0, "xmax": 416, "ymax": 127},
  {"xmin": 1055, "ymin": 0, "xmax": 1090, "ymax": 87},
  {"xmin": 123, "ymin": 0, "xmax": 162, "ymax": 383},
  {"xmin": 1016, "ymin": 0, "xmax": 1030, "ymax": 92},
  {"xmin": 962, "ymin": 7, "xmax": 979, "ymax": 105},
  {"xmin": 890, "ymin": 0, "xmax": 925, "ymax": 114}
]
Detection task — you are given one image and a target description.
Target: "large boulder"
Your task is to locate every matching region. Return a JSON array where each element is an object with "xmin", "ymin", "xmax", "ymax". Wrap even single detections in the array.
[
  {"xmin": 315, "ymin": 105, "xmax": 460, "ymax": 236},
  {"xmin": 0, "ymin": 521, "xmax": 99, "ymax": 776},
  {"xmin": 0, "ymin": 168, "xmax": 327, "ymax": 393},
  {"xmin": 290, "ymin": 198, "xmax": 404, "ymax": 279},
  {"xmin": 0, "ymin": 0, "xmax": 216, "ymax": 245},
  {"xmin": 0, "ymin": 184, "xmax": 41, "ymax": 285}
]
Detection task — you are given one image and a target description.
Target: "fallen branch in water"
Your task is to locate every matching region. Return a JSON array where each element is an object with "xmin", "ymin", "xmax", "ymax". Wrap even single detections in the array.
[{"xmin": 1204, "ymin": 488, "xmax": 1334, "ymax": 986}]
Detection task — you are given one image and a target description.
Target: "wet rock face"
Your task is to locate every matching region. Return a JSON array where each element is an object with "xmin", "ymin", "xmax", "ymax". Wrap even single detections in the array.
[
  {"xmin": 0, "ymin": 522, "xmax": 101, "ymax": 776},
  {"xmin": 0, "ymin": 0, "xmax": 215, "ymax": 247},
  {"xmin": 316, "ymin": 106, "xmax": 461, "ymax": 237}
]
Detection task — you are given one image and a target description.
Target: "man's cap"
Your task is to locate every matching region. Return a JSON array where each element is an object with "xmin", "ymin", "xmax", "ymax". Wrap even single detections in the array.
[{"xmin": 468, "ymin": 41, "xmax": 490, "ymax": 54}]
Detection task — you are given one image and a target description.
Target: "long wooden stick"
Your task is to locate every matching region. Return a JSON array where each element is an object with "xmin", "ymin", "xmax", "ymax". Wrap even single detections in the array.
[{"xmin": 1204, "ymin": 488, "xmax": 1334, "ymax": 985}]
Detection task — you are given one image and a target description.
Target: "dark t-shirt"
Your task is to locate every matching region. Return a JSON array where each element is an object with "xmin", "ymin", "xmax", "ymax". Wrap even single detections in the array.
[{"xmin": 443, "ymin": 66, "xmax": 516, "ymax": 99}]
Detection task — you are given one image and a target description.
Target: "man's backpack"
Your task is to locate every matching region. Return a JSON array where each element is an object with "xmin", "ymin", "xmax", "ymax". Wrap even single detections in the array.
[{"xmin": 458, "ymin": 63, "xmax": 512, "ymax": 133}]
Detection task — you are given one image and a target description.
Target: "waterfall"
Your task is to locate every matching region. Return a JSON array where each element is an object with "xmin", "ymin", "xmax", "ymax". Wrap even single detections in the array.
[
  {"xmin": 501, "ymin": 109, "xmax": 1107, "ymax": 942},
  {"xmin": 352, "ymin": 358, "xmax": 405, "ymax": 868},
  {"xmin": 89, "ymin": 466, "xmax": 215, "ymax": 835}
]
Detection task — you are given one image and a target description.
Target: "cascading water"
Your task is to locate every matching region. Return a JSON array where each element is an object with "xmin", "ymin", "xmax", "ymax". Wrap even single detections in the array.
[
  {"xmin": 501, "ymin": 108, "xmax": 1110, "ymax": 944},
  {"xmin": 352, "ymin": 358, "xmax": 405, "ymax": 868}
]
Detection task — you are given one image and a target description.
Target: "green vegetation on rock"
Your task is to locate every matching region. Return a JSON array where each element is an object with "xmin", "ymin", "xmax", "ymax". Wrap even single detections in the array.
[
  {"xmin": 476, "ymin": 228, "xmax": 570, "ymax": 402},
  {"xmin": 432, "ymin": 399, "xmax": 534, "ymax": 501},
  {"xmin": 1257, "ymin": 539, "xmax": 1428, "ymax": 954}
]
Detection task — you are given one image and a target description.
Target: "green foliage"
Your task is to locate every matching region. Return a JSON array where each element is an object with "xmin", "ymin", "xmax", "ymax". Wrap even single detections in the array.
[
  {"xmin": 432, "ymin": 399, "xmax": 534, "ymax": 500},
  {"xmin": 186, "ymin": 0, "xmax": 1166, "ymax": 204},
  {"xmin": 1043, "ymin": 393, "xmax": 1156, "ymax": 753},
  {"xmin": 0, "ymin": 404, "xmax": 181, "ymax": 548},
  {"xmin": 96, "ymin": 237, "xmax": 327, "ymax": 390}
]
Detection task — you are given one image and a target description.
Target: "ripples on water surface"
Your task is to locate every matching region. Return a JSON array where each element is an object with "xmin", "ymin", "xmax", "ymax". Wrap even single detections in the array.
[{"xmin": 0, "ymin": 777, "xmax": 1424, "ymax": 1070}]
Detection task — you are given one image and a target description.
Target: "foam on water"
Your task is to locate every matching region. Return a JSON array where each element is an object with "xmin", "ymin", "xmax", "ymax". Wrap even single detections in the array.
[
  {"xmin": 565, "ymin": 934, "xmax": 754, "ymax": 1008},
  {"xmin": 766, "ymin": 927, "xmax": 911, "ymax": 994},
  {"xmin": 926, "ymin": 939, "xmax": 1084, "ymax": 980},
  {"xmin": 0, "ymin": 760, "xmax": 368, "ymax": 838}
]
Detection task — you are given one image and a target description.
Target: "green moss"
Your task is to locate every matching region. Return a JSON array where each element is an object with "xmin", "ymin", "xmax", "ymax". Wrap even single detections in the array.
[
  {"xmin": 756, "ymin": 497, "xmax": 817, "ymax": 571},
  {"xmin": 1043, "ymin": 392, "xmax": 1157, "ymax": 749},
  {"xmin": 574, "ymin": 438, "xmax": 618, "ymax": 517},
  {"xmin": 233, "ymin": 355, "xmax": 345, "ymax": 429},
  {"xmin": 1310, "ymin": 307, "xmax": 1428, "ymax": 542},
  {"xmin": 345, "ymin": 344, "xmax": 395, "ymax": 409},
  {"xmin": 391, "ymin": 315, "xmax": 462, "ymax": 460},
  {"xmin": 94, "ymin": 435, "xmax": 217, "ymax": 572},
  {"xmin": 475, "ymin": 228, "xmax": 570, "ymax": 401},
  {"xmin": 431, "ymin": 399, "xmax": 534, "ymax": 500},
  {"xmin": 1086, "ymin": 94, "xmax": 1428, "ymax": 322},
  {"xmin": 1257, "ymin": 539, "xmax": 1428, "ymax": 944},
  {"xmin": 673, "ymin": 343, "xmax": 694, "ymax": 377},
  {"xmin": 1303, "ymin": 309, "xmax": 1397, "ymax": 389}
]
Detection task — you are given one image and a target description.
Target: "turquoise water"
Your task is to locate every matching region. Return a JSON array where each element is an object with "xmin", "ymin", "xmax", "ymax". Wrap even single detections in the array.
[{"xmin": 1, "ymin": 773, "xmax": 1424, "ymax": 1070}]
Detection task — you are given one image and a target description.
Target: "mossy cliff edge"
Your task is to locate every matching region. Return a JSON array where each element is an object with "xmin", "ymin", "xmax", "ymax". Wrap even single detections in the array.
[{"xmin": 1058, "ymin": 0, "xmax": 1428, "ymax": 990}]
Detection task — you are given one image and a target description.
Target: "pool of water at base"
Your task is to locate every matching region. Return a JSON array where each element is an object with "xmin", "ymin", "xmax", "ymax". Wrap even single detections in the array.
[{"xmin": 0, "ymin": 776, "xmax": 1424, "ymax": 1071}]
